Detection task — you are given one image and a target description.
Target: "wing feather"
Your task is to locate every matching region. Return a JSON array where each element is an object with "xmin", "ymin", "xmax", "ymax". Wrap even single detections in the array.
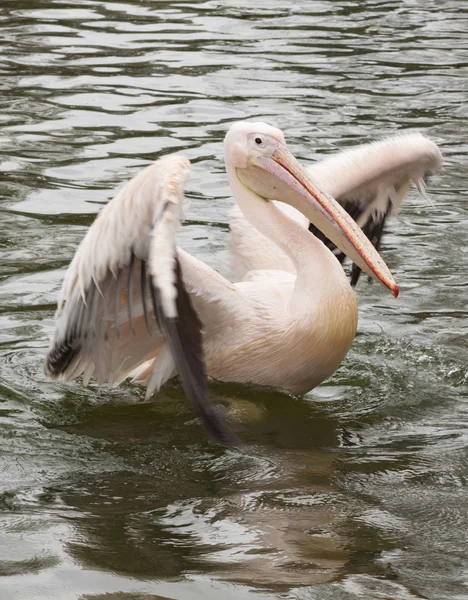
[
  {"xmin": 45, "ymin": 155, "xmax": 191, "ymax": 382},
  {"xmin": 45, "ymin": 154, "xmax": 237, "ymax": 446},
  {"xmin": 150, "ymin": 257, "xmax": 240, "ymax": 447}
]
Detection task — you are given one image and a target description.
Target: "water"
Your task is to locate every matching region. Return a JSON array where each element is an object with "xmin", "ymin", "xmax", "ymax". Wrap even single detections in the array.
[{"xmin": 0, "ymin": 1, "xmax": 467, "ymax": 598}]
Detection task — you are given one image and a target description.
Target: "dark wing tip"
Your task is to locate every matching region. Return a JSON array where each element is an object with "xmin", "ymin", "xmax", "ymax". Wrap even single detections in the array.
[
  {"xmin": 350, "ymin": 199, "xmax": 392, "ymax": 287},
  {"xmin": 309, "ymin": 198, "xmax": 392, "ymax": 288},
  {"xmin": 150, "ymin": 257, "xmax": 241, "ymax": 449},
  {"xmin": 44, "ymin": 279, "xmax": 97, "ymax": 379},
  {"xmin": 44, "ymin": 338, "xmax": 81, "ymax": 378},
  {"xmin": 183, "ymin": 377, "xmax": 243, "ymax": 449}
]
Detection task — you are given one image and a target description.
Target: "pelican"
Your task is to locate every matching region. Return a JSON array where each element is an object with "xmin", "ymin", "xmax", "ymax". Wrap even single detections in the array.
[{"xmin": 45, "ymin": 122, "xmax": 442, "ymax": 445}]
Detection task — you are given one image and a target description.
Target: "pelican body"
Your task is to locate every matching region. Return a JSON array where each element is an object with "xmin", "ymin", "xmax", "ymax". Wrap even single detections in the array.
[{"xmin": 45, "ymin": 122, "xmax": 442, "ymax": 444}]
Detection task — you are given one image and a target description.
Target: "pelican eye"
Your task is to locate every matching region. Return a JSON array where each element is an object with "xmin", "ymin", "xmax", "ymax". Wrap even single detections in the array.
[{"xmin": 255, "ymin": 137, "xmax": 263, "ymax": 145}]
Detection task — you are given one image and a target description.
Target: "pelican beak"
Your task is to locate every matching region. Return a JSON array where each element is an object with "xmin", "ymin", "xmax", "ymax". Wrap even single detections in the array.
[{"xmin": 241, "ymin": 145, "xmax": 399, "ymax": 298}]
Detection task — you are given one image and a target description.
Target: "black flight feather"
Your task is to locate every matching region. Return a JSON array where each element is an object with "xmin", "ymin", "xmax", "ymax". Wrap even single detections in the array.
[
  {"xmin": 308, "ymin": 198, "xmax": 392, "ymax": 287},
  {"xmin": 150, "ymin": 256, "xmax": 239, "ymax": 448}
]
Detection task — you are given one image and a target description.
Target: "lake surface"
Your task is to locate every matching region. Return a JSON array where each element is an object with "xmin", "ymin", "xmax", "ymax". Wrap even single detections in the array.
[{"xmin": 1, "ymin": 1, "xmax": 467, "ymax": 599}]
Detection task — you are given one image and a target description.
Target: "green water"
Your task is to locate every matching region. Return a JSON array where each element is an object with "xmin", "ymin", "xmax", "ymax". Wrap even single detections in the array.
[{"xmin": 0, "ymin": 1, "xmax": 467, "ymax": 598}]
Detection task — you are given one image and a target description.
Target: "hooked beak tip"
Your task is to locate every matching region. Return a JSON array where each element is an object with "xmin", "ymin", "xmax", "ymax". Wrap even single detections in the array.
[{"xmin": 250, "ymin": 148, "xmax": 401, "ymax": 299}]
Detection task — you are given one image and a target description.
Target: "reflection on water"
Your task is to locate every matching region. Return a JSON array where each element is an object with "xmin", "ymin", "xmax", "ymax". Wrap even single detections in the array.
[
  {"xmin": 0, "ymin": 0, "xmax": 467, "ymax": 598},
  {"xmin": 55, "ymin": 388, "xmax": 348, "ymax": 587}
]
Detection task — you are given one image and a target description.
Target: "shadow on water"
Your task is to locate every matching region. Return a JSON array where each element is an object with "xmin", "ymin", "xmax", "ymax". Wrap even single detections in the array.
[{"xmin": 36, "ymin": 383, "xmax": 350, "ymax": 588}]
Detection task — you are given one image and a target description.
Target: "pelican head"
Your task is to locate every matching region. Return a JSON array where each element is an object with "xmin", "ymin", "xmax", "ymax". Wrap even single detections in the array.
[{"xmin": 225, "ymin": 121, "xmax": 399, "ymax": 298}]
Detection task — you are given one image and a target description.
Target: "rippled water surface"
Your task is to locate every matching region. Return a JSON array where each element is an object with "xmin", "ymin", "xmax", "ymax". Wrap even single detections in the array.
[{"xmin": 1, "ymin": 1, "xmax": 467, "ymax": 598}]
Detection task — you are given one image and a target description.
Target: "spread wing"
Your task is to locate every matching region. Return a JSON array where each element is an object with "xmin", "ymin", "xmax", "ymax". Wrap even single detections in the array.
[
  {"xmin": 307, "ymin": 133, "xmax": 443, "ymax": 285},
  {"xmin": 45, "ymin": 154, "xmax": 238, "ymax": 446}
]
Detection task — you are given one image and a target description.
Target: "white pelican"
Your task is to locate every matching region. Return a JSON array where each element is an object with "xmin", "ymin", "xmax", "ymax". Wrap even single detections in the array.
[{"xmin": 45, "ymin": 122, "xmax": 442, "ymax": 445}]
